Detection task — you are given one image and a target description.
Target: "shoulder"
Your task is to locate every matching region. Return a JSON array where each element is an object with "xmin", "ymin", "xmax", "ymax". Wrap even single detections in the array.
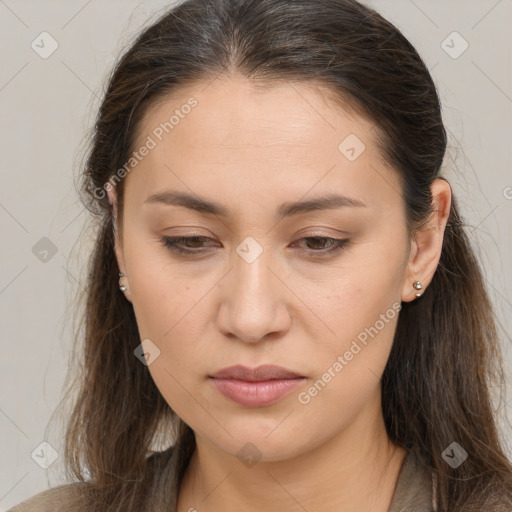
[
  {"xmin": 7, "ymin": 482, "xmax": 90, "ymax": 512},
  {"xmin": 7, "ymin": 448, "xmax": 179, "ymax": 512}
]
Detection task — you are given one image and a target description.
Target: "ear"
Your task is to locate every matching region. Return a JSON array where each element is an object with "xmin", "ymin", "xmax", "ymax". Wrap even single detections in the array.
[
  {"xmin": 401, "ymin": 178, "xmax": 452, "ymax": 302},
  {"xmin": 107, "ymin": 185, "xmax": 133, "ymax": 303}
]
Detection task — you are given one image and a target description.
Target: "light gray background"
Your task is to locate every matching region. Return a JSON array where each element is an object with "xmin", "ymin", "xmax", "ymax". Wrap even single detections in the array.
[{"xmin": 1, "ymin": 0, "xmax": 511, "ymax": 509}]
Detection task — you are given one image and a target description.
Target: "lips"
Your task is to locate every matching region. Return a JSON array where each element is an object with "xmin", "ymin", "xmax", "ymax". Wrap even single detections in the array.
[
  {"xmin": 210, "ymin": 364, "xmax": 304, "ymax": 381},
  {"xmin": 209, "ymin": 365, "xmax": 306, "ymax": 407}
]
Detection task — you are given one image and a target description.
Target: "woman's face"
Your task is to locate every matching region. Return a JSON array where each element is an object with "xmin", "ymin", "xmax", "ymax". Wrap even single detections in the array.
[{"xmin": 112, "ymin": 76, "xmax": 417, "ymax": 461}]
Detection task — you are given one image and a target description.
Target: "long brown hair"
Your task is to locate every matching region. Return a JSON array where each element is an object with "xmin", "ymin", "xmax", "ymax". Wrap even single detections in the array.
[{"xmin": 59, "ymin": 0, "xmax": 512, "ymax": 510}]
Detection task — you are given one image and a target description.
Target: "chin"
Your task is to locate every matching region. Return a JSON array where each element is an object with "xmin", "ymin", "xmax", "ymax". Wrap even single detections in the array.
[{"xmin": 197, "ymin": 418, "xmax": 316, "ymax": 463}]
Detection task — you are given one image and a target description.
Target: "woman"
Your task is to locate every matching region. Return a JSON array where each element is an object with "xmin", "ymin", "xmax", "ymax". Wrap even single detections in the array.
[{"xmin": 9, "ymin": 0, "xmax": 512, "ymax": 510}]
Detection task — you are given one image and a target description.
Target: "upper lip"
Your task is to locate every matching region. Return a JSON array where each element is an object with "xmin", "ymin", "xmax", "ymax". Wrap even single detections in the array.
[{"xmin": 210, "ymin": 364, "xmax": 304, "ymax": 381}]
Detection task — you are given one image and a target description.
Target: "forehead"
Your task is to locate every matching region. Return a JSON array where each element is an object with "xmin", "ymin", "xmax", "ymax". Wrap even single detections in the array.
[
  {"xmin": 136, "ymin": 76, "xmax": 375, "ymax": 152},
  {"xmin": 125, "ymin": 76, "xmax": 401, "ymax": 215}
]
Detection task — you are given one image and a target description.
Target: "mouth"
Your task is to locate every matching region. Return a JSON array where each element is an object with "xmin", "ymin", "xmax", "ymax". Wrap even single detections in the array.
[{"xmin": 209, "ymin": 364, "xmax": 306, "ymax": 407}]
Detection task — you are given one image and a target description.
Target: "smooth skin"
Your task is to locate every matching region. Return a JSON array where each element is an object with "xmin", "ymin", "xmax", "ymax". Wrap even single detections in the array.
[{"xmin": 107, "ymin": 76, "xmax": 451, "ymax": 512}]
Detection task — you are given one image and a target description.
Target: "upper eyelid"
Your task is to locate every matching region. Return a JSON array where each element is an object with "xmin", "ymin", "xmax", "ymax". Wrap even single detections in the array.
[
  {"xmin": 161, "ymin": 234, "xmax": 347, "ymax": 243},
  {"xmin": 161, "ymin": 226, "xmax": 351, "ymax": 239},
  {"xmin": 161, "ymin": 235, "xmax": 349, "ymax": 252}
]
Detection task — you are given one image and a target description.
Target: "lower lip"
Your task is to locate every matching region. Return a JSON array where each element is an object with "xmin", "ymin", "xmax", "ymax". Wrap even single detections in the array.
[{"xmin": 210, "ymin": 377, "xmax": 305, "ymax": 407}]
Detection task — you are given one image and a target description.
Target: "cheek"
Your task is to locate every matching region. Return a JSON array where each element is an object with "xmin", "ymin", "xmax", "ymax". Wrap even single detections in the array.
[
  {"xmin": 310, "ymin": 279, "xmax": 400, "ymax": 383},
  {"xmin": 122, "ymin": 230, "xmax": 200, "ymax": 336},
  {"xmin": 131, "ymin": 274, "xmax": 210, "ymax": 422},
  {"xmin": 297, "ymin": 247, "xmax": 404, "ymax": 407},
  {"xmin": 295, "ymin": 297, "xmax": 400, "ymax": 441},
  {"xmin": 315, "ymin": 249, "xmax": 404, "ymax": 345},
  {"xmin": 131, "ymin": 275, "xmax": 206, "ymax": 344}
]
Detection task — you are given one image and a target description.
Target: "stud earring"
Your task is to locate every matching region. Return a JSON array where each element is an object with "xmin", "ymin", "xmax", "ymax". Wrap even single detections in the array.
[
  {"xmin": 119, "ymin": 272, "xmax": 128, "ymax": 293},
  {"xmin": 413, "ymin": 281, "xmax": 423, "ymax": 297}
]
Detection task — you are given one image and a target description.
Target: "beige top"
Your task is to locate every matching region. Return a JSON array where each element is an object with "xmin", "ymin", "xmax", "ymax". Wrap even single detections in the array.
[{"xmin": 8, "ymin": 447, "xmax": 436, "ymax": 511}]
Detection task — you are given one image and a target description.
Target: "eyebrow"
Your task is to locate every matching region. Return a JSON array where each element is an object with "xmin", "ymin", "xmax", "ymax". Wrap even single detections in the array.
[{"xmin": 144, "ymin": 190, "xmax": 367, "ymax": 219}]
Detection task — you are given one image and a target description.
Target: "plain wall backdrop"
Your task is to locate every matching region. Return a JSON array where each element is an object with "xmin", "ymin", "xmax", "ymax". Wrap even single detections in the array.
[{"xmin": 1, "ymin": 0, "xmax": 511, "ymax": 509}]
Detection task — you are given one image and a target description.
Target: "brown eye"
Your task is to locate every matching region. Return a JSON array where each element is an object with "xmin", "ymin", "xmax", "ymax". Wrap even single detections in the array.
[
  {"xmin": 292, "ymin": 236, "xmax": 349, "ymax": 256},
  {"xmin": 161, "ymin": 236, "xmax": 218, "ymax": 254}
]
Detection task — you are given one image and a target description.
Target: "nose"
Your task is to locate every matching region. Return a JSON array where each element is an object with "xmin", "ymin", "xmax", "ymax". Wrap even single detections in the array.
[{"xmin": 216, "ymin": 244, "xmax": 292, "ymax": 344}]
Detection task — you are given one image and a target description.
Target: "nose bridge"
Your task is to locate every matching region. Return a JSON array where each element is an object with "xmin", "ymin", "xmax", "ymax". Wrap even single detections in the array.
[
  {"xmin": 218, "ymin": 237, "xmax": 289, "ymax": 342},
  {"xmin": 235, "ymin": 239, "xmax": 274, "ymax": 300}
]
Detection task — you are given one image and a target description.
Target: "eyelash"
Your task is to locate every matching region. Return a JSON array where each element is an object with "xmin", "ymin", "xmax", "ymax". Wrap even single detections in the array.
[{"xmin": 160, "ymin": 235, "xmax": 349, "ymax": 257}]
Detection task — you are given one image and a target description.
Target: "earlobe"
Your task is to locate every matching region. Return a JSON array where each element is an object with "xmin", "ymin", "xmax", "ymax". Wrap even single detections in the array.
[
  {"xmin": 118, "ymin": 272, "xmax": 133, "ymax": 303},
  {"xmin": 401, "ymin": 178, "xmax": 452, "ymax": 302},
  {"xmin": 106, "ymin": 185, "xmax": 133, "ymax": 304}
]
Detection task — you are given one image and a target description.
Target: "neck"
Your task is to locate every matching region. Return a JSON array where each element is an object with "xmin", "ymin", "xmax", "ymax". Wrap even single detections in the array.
[{"xmin": 177, "ymin": 396, "xmax": 407, "ymax": 512}]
